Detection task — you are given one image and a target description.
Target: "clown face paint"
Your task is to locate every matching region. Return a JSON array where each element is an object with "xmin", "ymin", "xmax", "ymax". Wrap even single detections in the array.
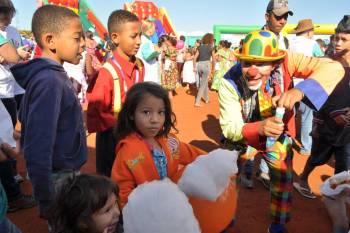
[{"xmin": 241, "ymin": 61, "xmax": 274, "ymax": 91}]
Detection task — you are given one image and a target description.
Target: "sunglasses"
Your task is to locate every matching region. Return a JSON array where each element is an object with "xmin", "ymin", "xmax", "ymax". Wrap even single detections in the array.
[{"xmin": 272, "ymin": 13, "xmax": 289, "ymax": 21}]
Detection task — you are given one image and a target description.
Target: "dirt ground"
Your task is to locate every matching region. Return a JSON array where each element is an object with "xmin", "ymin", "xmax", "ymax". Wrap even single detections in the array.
[{"xmin": 7, "ymin": 87, "xmax": 334, "ymax": 233}]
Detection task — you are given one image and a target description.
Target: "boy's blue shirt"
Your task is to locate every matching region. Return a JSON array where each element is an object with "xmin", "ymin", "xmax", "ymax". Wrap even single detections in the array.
[{"xmin": 10, "ymin": 58, "xmax": 87, "ymax": 215}]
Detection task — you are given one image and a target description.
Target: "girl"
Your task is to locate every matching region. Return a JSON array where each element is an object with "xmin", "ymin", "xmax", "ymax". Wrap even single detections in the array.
[
  {"xmin": 161, "ymin": 37, "xmax": 179, "ymax": 98},
  {"xmin": 211, "ymin": 40, "xmax": 232, "ymax": 91},
  {"xmin": 182, "ymin": 47, "xmax": 196, "ymax": 90},
  {"xmin": 49, "ymin": 174, "xmax": 121, "ymax": 233},
  {"xmin": 111, "ymin": 82, "xmax": 204, "ymax": 209},
  {"xmin": 85, "ymin": 30, "xmax": 102, "ymax": 71}
]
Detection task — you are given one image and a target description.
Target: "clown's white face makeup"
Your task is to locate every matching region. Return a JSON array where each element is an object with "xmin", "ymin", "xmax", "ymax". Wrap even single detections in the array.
[
  {"xmin": 248, "ymin": 80, "xmax": 263, "ymax": 90},
  {"xmin": 241, "ymin": 61, "xmax": 274, "ymax": 90}
]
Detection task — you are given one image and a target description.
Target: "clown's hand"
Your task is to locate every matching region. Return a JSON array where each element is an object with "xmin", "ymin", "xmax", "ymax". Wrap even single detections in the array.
[
  {"xmin": 272, "ymin": 88, "xmax": 304, "ymax": 111},
  {"xmin": 258, "ymin": 117, "xmax": 284, "ymax": 138}
]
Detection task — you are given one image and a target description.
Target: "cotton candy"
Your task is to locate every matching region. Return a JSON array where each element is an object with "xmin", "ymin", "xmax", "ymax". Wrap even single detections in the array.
[{"xmin": 178, "ymin": 148, "xmax": 238, "ymax": 201}]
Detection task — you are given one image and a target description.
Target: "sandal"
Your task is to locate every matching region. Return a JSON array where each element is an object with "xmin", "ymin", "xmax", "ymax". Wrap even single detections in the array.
[{"xmin": 293, "ymin": 182, "xmax": 316, "ymax": 199}]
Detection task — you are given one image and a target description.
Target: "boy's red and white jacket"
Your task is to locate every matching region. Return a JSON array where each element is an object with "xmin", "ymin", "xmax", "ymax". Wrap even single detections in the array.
[{"xmin": 86, "ymin": 51, "xmax": 144, "ymax": 133}]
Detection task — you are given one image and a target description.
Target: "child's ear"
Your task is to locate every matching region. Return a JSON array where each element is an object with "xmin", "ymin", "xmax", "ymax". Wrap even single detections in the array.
[
  {"xmin": 42, "ymin": 33, "xmax": 56, "ymax": 52},
  {"xmin": 110, "ymin": 32, "xmax": 119, "ymax": 46}
]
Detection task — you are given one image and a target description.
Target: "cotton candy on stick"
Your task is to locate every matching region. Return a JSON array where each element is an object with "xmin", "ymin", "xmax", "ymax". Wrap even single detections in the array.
[{"xmin": 178, "ymin": 149, "xmax": 239, "ymax": 201}]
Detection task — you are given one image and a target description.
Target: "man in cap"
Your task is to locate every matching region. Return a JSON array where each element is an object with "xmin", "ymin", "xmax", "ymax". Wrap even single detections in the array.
[
  {"xmin": 240, "ymin": 0, "xmax": 294, "ymax": 190},
  {"xmin": 265, "ymin": 0, "xmax": 293, "ymax": 49},
  {"xmin": 219, "ymin": 30, "xmax": 344, "ymax": 233},
  {"xmin": 294, "ymin": 15, "xmax": 350, "ymax": 202},
  {"xmin": 289, "ymin": 19, "xmax": 324, "ymax": 157}
]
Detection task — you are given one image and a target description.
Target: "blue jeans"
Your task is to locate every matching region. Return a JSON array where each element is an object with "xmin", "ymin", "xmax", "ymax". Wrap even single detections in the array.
[
  {"xmin": 0, "ymin": 218, "xmax": 22, "ymax": 233},
  {"xmin": 299, "ymin": 102, "xmax": 313, "ymax": 154}
]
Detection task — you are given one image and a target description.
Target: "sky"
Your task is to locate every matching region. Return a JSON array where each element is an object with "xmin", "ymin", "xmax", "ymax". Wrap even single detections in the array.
[{"xmin": 11, "ymin": 0, "xmax": 350, "ymax": 34}]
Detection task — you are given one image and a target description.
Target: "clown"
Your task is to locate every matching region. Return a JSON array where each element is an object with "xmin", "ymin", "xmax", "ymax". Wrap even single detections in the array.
[{"xmin": 219, "ymin": 30, "xmax": 345, "ymax": 233}]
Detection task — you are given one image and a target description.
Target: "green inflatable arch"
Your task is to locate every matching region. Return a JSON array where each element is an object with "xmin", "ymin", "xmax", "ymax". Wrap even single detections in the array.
[{"xmin": 213, "ymin": 25, "xmax": 261, "ymax": 44}]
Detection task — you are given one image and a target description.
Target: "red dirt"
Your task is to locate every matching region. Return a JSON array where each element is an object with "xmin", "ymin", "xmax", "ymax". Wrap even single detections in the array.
[{"xmin": 7, "ymin": 87, "xmax": 334, "ymax": 233}]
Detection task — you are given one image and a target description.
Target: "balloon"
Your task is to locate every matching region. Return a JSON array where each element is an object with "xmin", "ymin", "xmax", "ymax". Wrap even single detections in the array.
[{"xmin": 176, "ymin": 40, "xmax": 184, "ymax": 50}]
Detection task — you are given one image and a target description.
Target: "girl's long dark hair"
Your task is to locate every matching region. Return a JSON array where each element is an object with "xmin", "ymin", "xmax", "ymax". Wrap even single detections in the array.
[
  {"xmin": 48, "ymin": 174, "xmax": 118, "ymax": 233},
  {"xmin": 115, "ymin": 82, "xmax": 178, "ymax": 143}
]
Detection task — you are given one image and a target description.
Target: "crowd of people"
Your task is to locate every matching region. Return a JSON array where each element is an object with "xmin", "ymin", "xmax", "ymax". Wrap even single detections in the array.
[{"xmin": 0, "ymin": 0, "xmax": 350, "ymax": 232}]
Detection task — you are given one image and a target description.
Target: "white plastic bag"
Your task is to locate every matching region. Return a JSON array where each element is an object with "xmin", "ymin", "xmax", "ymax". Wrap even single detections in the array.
[{"xmin": 0, "ymin": 100, "xmax": 16, "ymax": 147}]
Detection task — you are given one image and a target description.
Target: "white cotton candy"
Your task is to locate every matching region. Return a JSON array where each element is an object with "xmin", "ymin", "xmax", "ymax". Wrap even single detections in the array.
[
  {"xmin": 178, "ymin": 148, "xmax": 239, "ymax": 201},
  {"xmin": 123, "ymin": 179, "xmax": 201, "ymax": 233}
]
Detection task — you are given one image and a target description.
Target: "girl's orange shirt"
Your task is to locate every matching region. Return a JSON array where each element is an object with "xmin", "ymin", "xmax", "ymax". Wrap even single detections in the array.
[{"xmin": 111, "ymin": 133, "xmax": 205, "ymax": 209}]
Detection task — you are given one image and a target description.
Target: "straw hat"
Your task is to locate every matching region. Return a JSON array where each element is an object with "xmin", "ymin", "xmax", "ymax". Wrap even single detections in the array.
[
  {"xmin": 233, "ymin": 30, "xmax": 286, "ymax": 62},
  {"xmin": 292, "ymin": 19, "xmax": 319, "ymax": 34}
]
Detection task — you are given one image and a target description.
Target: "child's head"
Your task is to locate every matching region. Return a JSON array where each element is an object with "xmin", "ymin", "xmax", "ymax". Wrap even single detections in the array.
[
  {"xmin": 202, "ymin": 33, "xmax": 214, "ymax": 45},
  {"xmin": 169, "ymin": 36, "xmax": 177, "ymax": 47},
  {"xmin": 115, "ymin": 82, "xmax": 177, "ymax": 142},
  {"xmin": 0, "ymin": 0, "xmax": 15, "ymax": 30},
  {"xmin": 107, "ymin": 10, "xmax": 141, "ymax": 57},
  {"xmin": 141, "ymin": 18, "xmax": 156, "ymax": 37},
  {"xmin": 158, "ymin": 34, "xmax": 169, "ymax": 47},
  {"xmin": 186, "ymin": 47, "xmax": 195, "ymax": 56},
  {"xmin": 31, "ymin": 5, "xmax": 84, "ymax": 64},
  {"xmin": 85, "ymin": 30, "xmax": 94, "ymax": 40},
  {"xmin": 49, "ymin": 174, "xmax": 120, "ymax": 233}
]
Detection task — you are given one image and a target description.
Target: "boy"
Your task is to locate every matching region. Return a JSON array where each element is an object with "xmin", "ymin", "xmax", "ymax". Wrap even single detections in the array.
[
  {"xmin": 87, "ymin": 10, "xmax": 144, "ymax": 177},
  {"xmin": 219, "ymin": 30, "xmax": 344, "ymax": 233},
  {"xmin": 10, "ymin": 5, "xmax": 87, "ymax": 218},
  {"xmin": 294, "ymin": 15, "xmax": 350, "ymax": 200}
]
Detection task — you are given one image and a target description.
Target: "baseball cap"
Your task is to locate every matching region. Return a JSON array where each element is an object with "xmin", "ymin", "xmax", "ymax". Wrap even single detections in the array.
[{"xmin": 266, "ymin": 0, "xmax": 293, "ymax": 16}]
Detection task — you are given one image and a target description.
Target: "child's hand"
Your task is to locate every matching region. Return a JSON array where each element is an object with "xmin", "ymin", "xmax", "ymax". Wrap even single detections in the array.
[
  {"xmin": 13, "ymin": 131, "xmax": 21, "ymax": 141},
  {"xmin": 272, "ymin": 88, "xmax": 304, "ymax": 111},
  {"xmin": 0, "ymin": 143, "xmax": 19, "ymax": 159},
  {"xmin": 332, "ymin": 107, "xmax": 350, "ymax": 126},
  {"xmin": 334, "ymin": 114, "xmax": 350, "ymax": 126},
  {"xmin": 0, "ymin": 131, "xmax": 22, "ymax": 158},
  {"xmin": 17, "ymin": 46, "xmax": 31, "ymax": 60},
  {"xmin": 258, "ymin": 116, "xmax": 284, "ymax": 138}
]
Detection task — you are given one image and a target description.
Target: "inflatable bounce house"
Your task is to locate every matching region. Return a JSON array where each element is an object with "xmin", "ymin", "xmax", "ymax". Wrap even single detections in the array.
[
  {"xmin": 124, "ymin": 1, "xmax": 178, "ymax": 38},
  {"xmin": 37, "ymin": 0, "xmax": 178, "ymax": 43},
  {"xmin": 37, "ymin": 0, "xmax": 108, "ymax": 40}
]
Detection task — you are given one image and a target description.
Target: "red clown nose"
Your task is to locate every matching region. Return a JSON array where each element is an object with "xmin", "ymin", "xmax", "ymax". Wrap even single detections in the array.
[{"xmin": 247, "ymin": 67, "xmax": 259, "ymax": 78}]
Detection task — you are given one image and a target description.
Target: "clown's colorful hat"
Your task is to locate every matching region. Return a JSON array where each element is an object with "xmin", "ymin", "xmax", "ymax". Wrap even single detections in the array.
[{"xmin": 233, "ymin": 30, "xmax": 286, "ymax": 62}]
